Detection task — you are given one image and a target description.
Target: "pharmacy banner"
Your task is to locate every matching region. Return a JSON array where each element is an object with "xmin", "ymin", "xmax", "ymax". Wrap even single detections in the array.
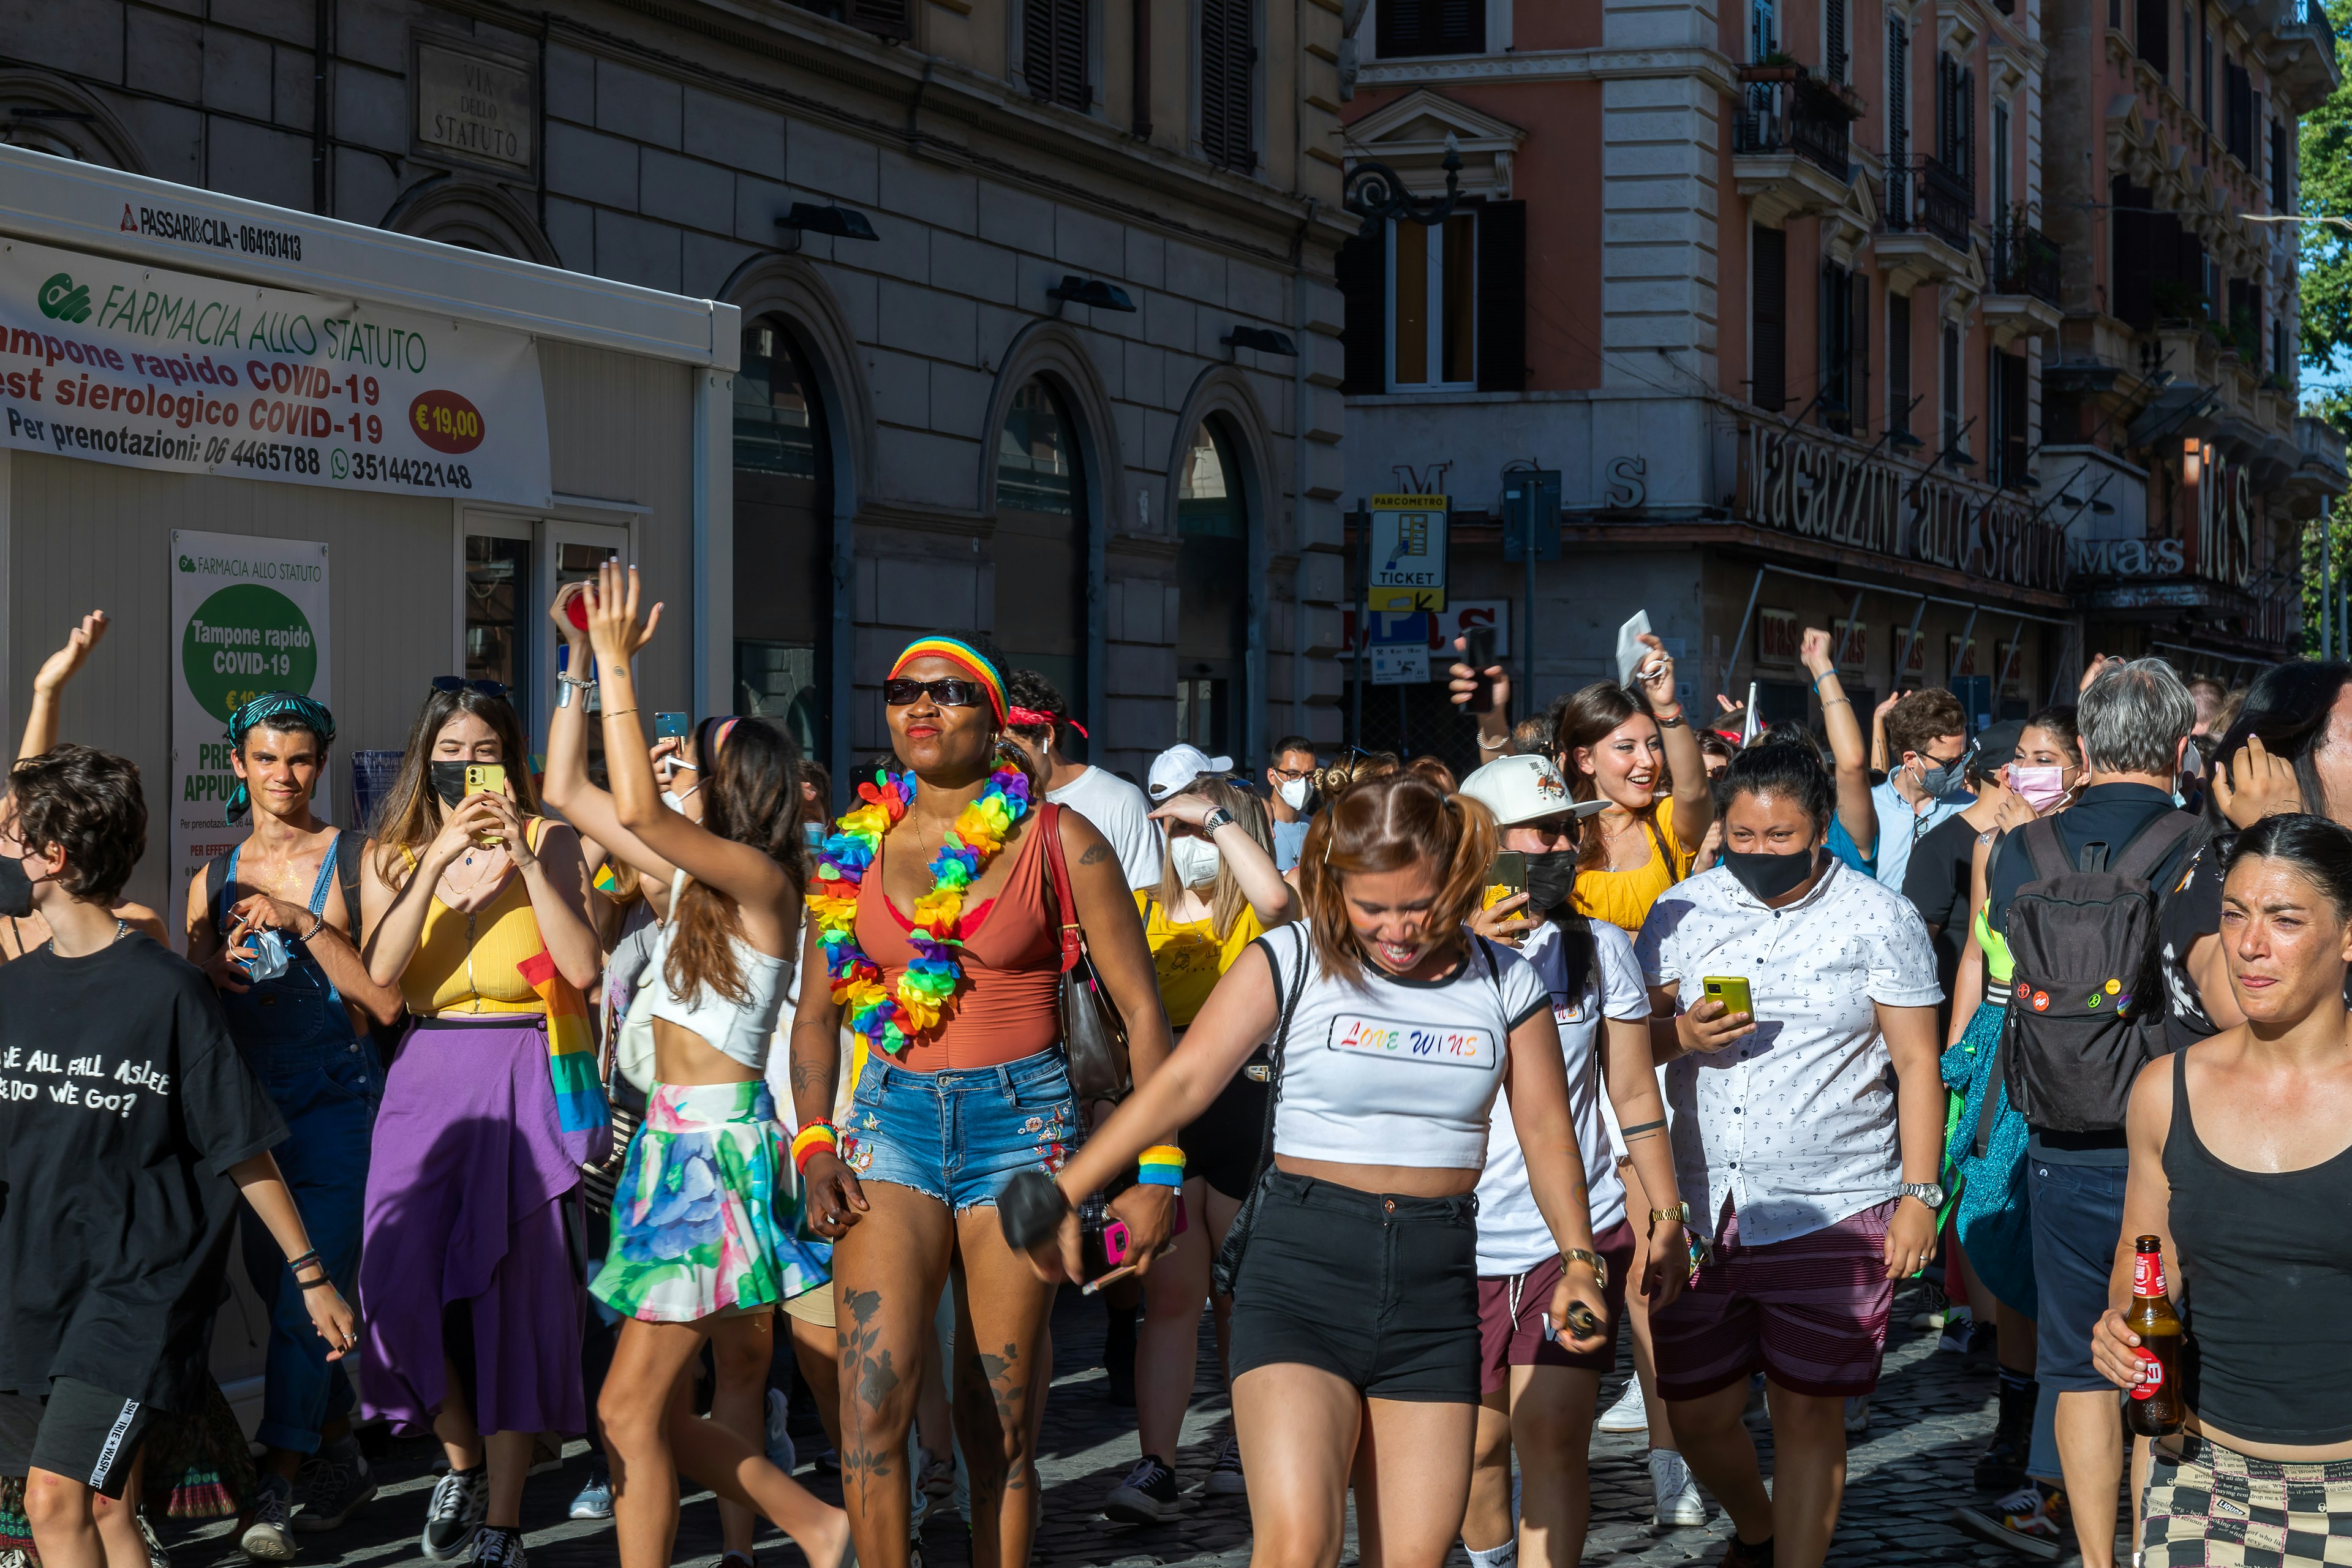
[
  {"xmin": 170, "ymin": 530, "xmax": 333, "ymax": 897},
  {"xmin": 0, "ymin": 235, "xmax": 548, "ymax": 504}
]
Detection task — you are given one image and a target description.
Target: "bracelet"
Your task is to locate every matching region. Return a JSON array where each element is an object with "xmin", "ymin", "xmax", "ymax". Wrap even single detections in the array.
[
  {"xmin": 557, "ymin": 672, "xmax": 597, "ymax": 687},
  {"xmin": 1137, "ymin": 1144, "xmax": 1186, "ymax": 1188},
  {"xmin": 1657, "ymin": 713, "xmax": 1686, "ymax": 729},
  {"xmin": 1649, "ymin": 1202, "xmax": 1691, "ymax": 1227},
  {"xmin": 1820, "ymin": 695, "xmax": 1852, "ymax": 709},
  {"xmin": 1478, "ymin": 733, "xmax": 1509, "ymax": 750},
  {"xmin": 790, "ymin": 1121, "xmax": 840, "ymax": 1173},
  {"xmin": 298, "ymin": 1275, "xmax": 339, "ymax": 1292},
  {"xmin": 300, "ymin": 911, "xmax": 326, "ymax": 943},
  {"xmin": 284, "ymin": 1248, "xmax": 320, "ymax": 1276},
  {"xmin": 1562, "ymin": 1248, "xmax": 1610, "ymax": 1290},
  {"xmin": 602, "ymin": 707, "xmax": 638, "ymax": 720}
]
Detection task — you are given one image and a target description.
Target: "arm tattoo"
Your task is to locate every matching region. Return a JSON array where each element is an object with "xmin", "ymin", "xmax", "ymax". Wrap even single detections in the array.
[{"xmin": 1077, "ymin": 843, "xmax": 1109, "ymax": 867}]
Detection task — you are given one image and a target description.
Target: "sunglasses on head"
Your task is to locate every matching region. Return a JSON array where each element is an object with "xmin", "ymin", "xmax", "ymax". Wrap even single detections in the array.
[
  {"xmin": 884, "ymin": 677, "xmax": 989, "ymax": 709},
  {"xmin": 433, "ymin": 677, "xmax": 511, "ymax": 699}
]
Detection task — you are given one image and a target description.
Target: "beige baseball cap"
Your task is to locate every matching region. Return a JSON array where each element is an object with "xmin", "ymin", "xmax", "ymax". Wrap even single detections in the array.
[{"xmin": 1460, "ymin": 753, "xmax": 1610, "ymax": 827}]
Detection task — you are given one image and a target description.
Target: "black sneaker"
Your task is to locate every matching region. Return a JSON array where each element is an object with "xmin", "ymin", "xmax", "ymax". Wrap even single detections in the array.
[
  {"xmin": 294, "ymin": 1439, "xmax": 377, "ymax": 1534},
  {"xmin": 470, "ymin": 1525, "xmax": 526, "ymax": 1568},
  {"xmin": 418, "ymin": 1467, "xmax": 487, "ymax": 1562},
  {"xmin": 1719, "ymin": 1533, "xmax": 1774, "ymax": 1568},
  {"xmin": 1204, "ymin": 1437, "xmax": 1245, "ymax": 1497},
  {"xmin": 1973, "ymin": 1376, "xmax": 2037, "ymax": 1493},
  {"xmin": 241, "ymin": 1471, "xmax": 298, "ymax": 1562},
  {"xmin": 1953, "ymin": 1483, "xmax": 2071, "ymax": 1562},
  {"xmin": 1963, "ymin": 1317, "xmax": 2002, "ymax": 1369},
  {"xmin": 1104, "ymin": 1455, "xmax": 1180, "ymax": 1523}
]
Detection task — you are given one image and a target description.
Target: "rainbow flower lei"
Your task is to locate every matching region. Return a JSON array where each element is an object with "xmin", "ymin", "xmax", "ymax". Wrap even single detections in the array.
[{"xmin": 807, "ymin": 760, "xmax": 1034, "ymax": 1058}]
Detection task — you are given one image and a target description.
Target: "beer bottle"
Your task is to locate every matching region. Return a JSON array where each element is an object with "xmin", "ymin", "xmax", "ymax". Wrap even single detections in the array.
[{"xmin": 2124, "ymin": 1234, "xmax": 2185, "ymax": 1436}]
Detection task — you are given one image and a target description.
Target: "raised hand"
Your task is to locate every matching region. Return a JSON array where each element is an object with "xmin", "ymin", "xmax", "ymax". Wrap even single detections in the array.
[
  {"xmin": 582, "ymin": 560, "xmax": 665, "ymax": 668},
  {"xmin": 32, "ymin": 611, "xmax": 108, "ymax": 696}
]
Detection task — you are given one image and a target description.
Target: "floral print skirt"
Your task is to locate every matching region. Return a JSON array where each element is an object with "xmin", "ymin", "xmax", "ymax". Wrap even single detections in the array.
[{"xmin": 590, "ymin": 1080, "xmax": 831, "ymax": 1324}]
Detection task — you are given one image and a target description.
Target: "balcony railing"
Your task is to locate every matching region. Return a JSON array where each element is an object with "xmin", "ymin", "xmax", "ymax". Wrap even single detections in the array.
[
  {"xmin": 1885, "ymin": 157, "xmax": 1972, "ymax": 250},
  {"xmin": 1990, "ymin": 221, "xmax": 2062, "ymax": 304},
  {"xmin": 1735, "ymin": 77, "xmax": 1853, "ymax": 181}
]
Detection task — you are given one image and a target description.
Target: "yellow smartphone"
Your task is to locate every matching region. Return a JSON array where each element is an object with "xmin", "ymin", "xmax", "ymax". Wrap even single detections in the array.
[
  {"xmin": 464, "ymin": 763, "xmax": 507, "ymax": 847},
  {"xmin": 1702, "ymin": 975, "xmax": 1755, "ymax": 1019},
  {"xmin": 1483, "ymin": 850, "xmax": 1528, "ymax": 911}
]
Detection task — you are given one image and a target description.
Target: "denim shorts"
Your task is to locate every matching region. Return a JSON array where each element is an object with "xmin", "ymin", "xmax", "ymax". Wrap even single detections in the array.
[
  {"xmin": 2027, "ymin": 1155, "xmax": 2128, "ymax": 1392},
  {"xmin": 840, "ymin": 1046, "xmax": 1076, "ymax": 1212}
]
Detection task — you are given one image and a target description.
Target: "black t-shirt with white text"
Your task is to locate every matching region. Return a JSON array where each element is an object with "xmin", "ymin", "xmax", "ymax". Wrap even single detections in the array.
[{"xmin": 0, "ymin": 934, "xmax": 285, "ymax": 1409}]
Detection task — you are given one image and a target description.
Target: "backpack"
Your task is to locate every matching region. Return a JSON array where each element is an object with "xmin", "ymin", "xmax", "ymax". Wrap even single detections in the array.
[{"xmin": 1994, "ymin": 809, "xmax": 2195, "ymax": 1136}]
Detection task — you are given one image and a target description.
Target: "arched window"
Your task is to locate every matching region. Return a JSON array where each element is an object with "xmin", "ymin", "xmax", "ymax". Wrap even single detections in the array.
[
  {"xmin": 993, "ymin": 380, "xmax": 1088, "ymax": 747},
  {"xmin": 733, "ymin": 322, "xmax": 832, "ymax": 760},
  {"xmin": 1175, "ymin": 419, "xmax": 1248, "ymax": 755}
]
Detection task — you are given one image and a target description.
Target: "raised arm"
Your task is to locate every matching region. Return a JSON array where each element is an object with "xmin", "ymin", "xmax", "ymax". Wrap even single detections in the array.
[
  {"xmin": 583, "ymin": 562, "xmax": 794, "ymax": 957},
  {"xmin": 1629, "ymin": 633, "xmax": 1712, "ymax": 852},
  {"xmin": 1147, "ymin": 794, "xmax": 1297, "ymax": 926},
  {"xmin": 539, "ymin": 581, "xmax": 682, "ymax": 902},
  {"xmin": 1802, "ymin": 627, "xmax": 1879, "ymax": 858},
  {"xmin": 18, "ymin": 610, "xmax": 108, "ymax": 760}
]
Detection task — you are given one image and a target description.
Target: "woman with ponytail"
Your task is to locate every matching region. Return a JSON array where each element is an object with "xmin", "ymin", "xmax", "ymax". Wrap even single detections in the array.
[
  {"xmin": 1012, "ymin": 770, "xmax": 1612, "ymax": 1568},
  {"xmin": 540, "ymin": 567, "xmax": 846, "ymax": 1568},
  {"xmin": 788, "ymin": 632, "xmax": 1174, "ymax": 1568}
]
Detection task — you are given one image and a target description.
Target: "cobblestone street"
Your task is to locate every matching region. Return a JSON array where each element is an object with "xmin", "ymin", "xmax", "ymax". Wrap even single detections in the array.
[{"xmin": 161, "ymin": 1281, "xmax": 2075, "ymax": 1568}]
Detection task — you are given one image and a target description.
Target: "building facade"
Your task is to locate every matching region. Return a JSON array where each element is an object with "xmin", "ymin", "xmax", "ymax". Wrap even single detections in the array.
[
  {"xmin": 1, "ymin": 0, "xmax": 1357, "ymax": 780},
  {"xmin": 1336, "ymin": 0, "xmax": 2344, "ymax": 765}
]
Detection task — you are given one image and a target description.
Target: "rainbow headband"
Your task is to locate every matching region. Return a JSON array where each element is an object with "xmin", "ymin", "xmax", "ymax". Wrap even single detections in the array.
[{"xmin": 890, "ymin": 637, "xmax": 1007, "ymax": 724}]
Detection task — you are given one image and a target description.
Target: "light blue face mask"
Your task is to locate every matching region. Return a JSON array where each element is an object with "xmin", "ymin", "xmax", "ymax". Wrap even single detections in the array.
[
  {"xmin": 241, "ymin": 928, "xmax": 293, "ymax": 982},
  {"xmin": 804, "ymin": 821, "xmax": 826, "ymax": 848}
]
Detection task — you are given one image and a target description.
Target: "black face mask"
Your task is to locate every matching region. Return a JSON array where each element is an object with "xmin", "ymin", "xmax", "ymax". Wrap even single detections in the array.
[
  {"xmin": 429, "ymin": 761, "xmax": 471, "ymax": 810},
  {"xmin": 0, "ymin": 855, "xmax": 35, "ymax": 919},
  {"xmin": 1720, "ymin": 845, "xmax": 1819, "ymax": 903},
  {"xmin": 1525, "ymin": 850, "xmax": 1578, "ymax": 915}
]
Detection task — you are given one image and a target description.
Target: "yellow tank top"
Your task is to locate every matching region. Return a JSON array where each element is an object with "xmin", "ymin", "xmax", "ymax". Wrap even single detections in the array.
[
  {"xmin": 398, "ymin": 820, "xmax": 554, "ymax": 1017},
  {"xmin": 1135, "ymin": 889, "xmax": 1267, "ymax": 1028},
  {"xmin": 1572, "ymin": 809, "xmax": 1691, "ymax": 936}
]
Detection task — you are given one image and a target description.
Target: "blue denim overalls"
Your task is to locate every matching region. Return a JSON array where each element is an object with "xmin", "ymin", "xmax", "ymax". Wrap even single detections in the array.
[{"xmin": 216, "ymin": 841, "xmax": 382, "ymax": 1455}]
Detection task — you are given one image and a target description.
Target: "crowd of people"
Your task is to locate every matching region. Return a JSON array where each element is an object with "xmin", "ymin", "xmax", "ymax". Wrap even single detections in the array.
[{"xmin": 0, "ymin": 576, "xmax": 2346, "ymax": 1568}]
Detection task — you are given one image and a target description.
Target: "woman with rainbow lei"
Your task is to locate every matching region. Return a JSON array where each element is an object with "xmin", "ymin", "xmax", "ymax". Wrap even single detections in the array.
[{"xmin": 787, "ymin": 634, "xmax": 1175, "ymax": 1568}]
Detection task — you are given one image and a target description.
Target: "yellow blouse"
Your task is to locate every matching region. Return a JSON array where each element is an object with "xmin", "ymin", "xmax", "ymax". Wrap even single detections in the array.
[
  {"xmin": 398, "ymin": 821, "xmax": 554, "ymax": 1017},
  {"xmin": 1572, "ymin": 807, "xmax": 1693, "ymax": 937},
  {"xmin": 1135, "ymin": 889, "xmax": 1267, "ymax": 1028}
]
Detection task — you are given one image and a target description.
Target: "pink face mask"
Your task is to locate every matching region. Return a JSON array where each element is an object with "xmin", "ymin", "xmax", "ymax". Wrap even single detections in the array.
[{"xmin": 2008, "ymin": 764, "xmax": 2072, "ymax": 813}]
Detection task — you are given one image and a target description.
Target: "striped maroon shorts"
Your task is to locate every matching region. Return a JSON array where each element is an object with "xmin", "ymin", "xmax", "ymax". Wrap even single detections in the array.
[{"xmin": 1649, "ymin": 1199, "xmax": 1896, "ymax": 1401}]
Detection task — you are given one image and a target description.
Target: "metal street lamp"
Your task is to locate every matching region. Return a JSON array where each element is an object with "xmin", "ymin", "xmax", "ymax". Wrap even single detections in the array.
[{"xmin": 1345, "ymin": 134, "xmax": 1464, "ymax": 225}]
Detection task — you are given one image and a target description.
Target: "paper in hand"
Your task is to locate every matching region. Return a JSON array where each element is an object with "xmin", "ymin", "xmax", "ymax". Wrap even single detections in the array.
[{"xmin": 1616, "ymin": 611, "xmax": 1662, "ymax": 689}]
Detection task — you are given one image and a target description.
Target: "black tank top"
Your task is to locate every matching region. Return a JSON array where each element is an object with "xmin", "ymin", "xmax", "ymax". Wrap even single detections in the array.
[{"xmin": 2163, "ymin": 1048, "xmax": 2352, "ymax": 1446}]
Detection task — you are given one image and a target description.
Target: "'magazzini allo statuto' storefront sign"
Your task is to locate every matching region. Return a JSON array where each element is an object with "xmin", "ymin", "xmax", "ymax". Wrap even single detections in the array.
[{"xmin": 0, "ymin": 235, "xmax": 549, "ymax": 504}]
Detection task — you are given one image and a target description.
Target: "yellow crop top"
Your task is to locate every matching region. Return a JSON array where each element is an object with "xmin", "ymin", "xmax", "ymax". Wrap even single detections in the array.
[
  {"xmin": 1135, "ymin": 889, "xmax": 1267, "ymax": 1029},
  {"xmin": 1571, "ymin": 809, "xmax": 1692, "ymax": 937},
  {"xmin": 398, "ymin": 820, "xmax": 555, "ymax": 1017}
]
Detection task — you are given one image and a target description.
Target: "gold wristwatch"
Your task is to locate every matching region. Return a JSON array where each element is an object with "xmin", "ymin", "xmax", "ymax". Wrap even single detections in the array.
[
  {"xmin": 1562, "ymin": 1248, "xmax": 1608, "ymax": 1289},
  {"xmin": 1649, "ymin": 1202, "xmax": 1691, "ymax": 1228}
]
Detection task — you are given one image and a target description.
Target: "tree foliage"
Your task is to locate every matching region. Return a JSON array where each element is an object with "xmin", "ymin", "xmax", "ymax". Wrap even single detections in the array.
[{"xmin": 2301, "ymin": 0, "xmax": 2352, "ymax": 369}]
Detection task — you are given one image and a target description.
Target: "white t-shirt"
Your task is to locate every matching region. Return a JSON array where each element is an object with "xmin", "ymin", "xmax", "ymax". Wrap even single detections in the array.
[
  {"xmin": 1475, "ymin": 918, "xmax": 1651, "ymax": 1274},
  {"xmin": 1261, "ymin": 923, "xmax": 1550, "ymax": 1168},
  {"xmin": 1047, "ymin": 766, "xmax": 1161, "ymax": 892},
  {"xmin": 1637, "ymin": 857, "xmax": 1942, "ymax": 1246}
]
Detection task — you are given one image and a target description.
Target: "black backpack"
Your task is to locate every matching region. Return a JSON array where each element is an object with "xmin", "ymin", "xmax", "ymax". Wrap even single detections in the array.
[{"xmin": 1994, "ymin": 809, "xmax": 2195, "ymax": 1136}]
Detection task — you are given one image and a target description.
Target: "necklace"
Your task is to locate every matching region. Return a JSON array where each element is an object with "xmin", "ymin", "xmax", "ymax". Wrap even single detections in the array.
[
  {"xmin": 440, "ymin": 846, "xmax": 507, "ymax": 902},
  {"xmin": 808, "ymin": 760, "xmax": 1033, "ymax": 1058}
]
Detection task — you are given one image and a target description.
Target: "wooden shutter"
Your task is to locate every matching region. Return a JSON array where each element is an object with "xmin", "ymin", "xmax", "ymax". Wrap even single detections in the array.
[
  {"xmin": 1376, "ymin": 0, "xmax": 1422, "ymax": 55},
  {"xmin": 1849, "ymin": 269, "xmax": 1871, "ymax": 437},
  {"xmin": 1827, "ymin": 0, "xmax": 1847, "ymax": 78},
  {"xmin": 1476, "ymin": 200, "xmax": 1526, "ymax": 393},
  {"xmin": 1752, "ymin": 224, "xmax": 1787, "ymax": 412},
  {"xmin": 2136, "ymin": 0, "xmax": 2168, "ymax": 75},
  {"xmin": 1026, "ymin": 0, "xmax": 1088, "ymax": 110},
  {"xmin": 1958, "ymin": 66, "xmax": 1975, "ymax": 186},
  {"xmin": 1888, "ymin": 289, "xmax": 1911, "ymax": 432},
  {"xmin": 847, "ymin": 0, "xmax": 912, "ymax": 40},
  {"xmin": 1336, "ymin": 222, "xmax": 1388, "ymax": 394},
  {"xmin": 1374, "ymin": 0, "xmax": 1481, "ymax": 55},
  {"xmin": 1200, "ymin": 0, "xmax": 1256, "ymax": 173},
  {"xmin": 1999, "ymin": 351, "xmax": 2028, "ymax": 486}
]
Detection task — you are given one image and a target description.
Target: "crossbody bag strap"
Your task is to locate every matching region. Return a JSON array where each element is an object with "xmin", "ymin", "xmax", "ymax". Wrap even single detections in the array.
[{"xmin": 333, "ymin": 828, "xmax": 366, "ymax": 948}]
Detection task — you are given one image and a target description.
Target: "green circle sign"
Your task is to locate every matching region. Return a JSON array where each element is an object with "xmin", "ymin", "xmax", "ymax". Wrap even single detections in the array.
[{"xmin": 181, "ymin": 584, "xmax": 319, "ymax": 722}]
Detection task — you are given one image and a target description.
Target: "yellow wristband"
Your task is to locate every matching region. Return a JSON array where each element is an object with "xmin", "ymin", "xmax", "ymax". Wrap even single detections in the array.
[{"xmin": 1139, "ymin": 1145, "xmax": 1186, "ymax": 1168}]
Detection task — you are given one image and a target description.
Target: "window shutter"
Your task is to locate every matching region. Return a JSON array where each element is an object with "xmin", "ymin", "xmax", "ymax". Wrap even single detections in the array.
[
  {"xmin": 1888, "ymin": 18, "xmax": 1907, "ymax": 159},
  {"xmin": 1850, "ymin": 270, "xmax": 1871, "ymax": 437},
  {"xmin": 1374, "ymin": 0, "xmax": 1481, "ymax": 56},
  {"xmin": 1959, "ymin": 66, "xmax": 1975, "ymax": 186},
  {"xmin": 1827, "ymin": 0, "xmax": 1848, "ymax": 79},
  {"xmin": 1026, "ymin": 0, "xmax": 1088, "ymax": 110},
  {"xmin": 1200, "ymin": 0, "xmax": 1256, "ymax": 172},
  {"xmin": 1888, "ymin": 289, "xmax": 1910, "ymax": 432},
  {"xmin": 1999, "ymin": 351, "xmax": 2028, "ymax": 485},
  {"xmin": 1376, "ymin": 0, "xmax": 1423, "ymax": 55},
  {"xmin": 847, "ymin": 0, "xmax": 911, "ymax": 38},
  {"xmin": 2136, "ymin": 0, "xmax": 2168, "ymax": 75},
  {"xmin": 1475, "ymin": 200, "xmax": 1526, "ymax": 393},
  {"xmin": 1438, "ymin": 0, "xmax": 1483, "ymax": 51},
  {"xmin": 1336, "ymin": 222, "xmax": 1388, "ymax": 394},
  {"xmin": 1752, "ymin": 224, "xmax": 1787, "ymax": 412}
]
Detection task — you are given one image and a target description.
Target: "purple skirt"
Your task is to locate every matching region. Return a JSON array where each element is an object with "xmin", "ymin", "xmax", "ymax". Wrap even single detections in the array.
[{"xmin": 358, "ymin": 1014, "xmax": 586, "ymax": 1438}]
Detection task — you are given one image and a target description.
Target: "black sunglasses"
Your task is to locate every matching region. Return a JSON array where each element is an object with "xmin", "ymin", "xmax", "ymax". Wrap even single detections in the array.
[
  {"xmin": 433, "ymin": 677, "xmax": 511, "ymax": 699},
  {"xmin": 884, "ymin": 677, "xmax": 988, "ymax": 708}
]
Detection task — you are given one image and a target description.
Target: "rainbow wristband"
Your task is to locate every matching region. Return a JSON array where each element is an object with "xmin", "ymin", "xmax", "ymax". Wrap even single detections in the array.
[
  {"xmin": 790, "ymin": 1122, "xmax": 840, "ymax": 1173},
  {"xmin": 1138, "ymin": 1144, "xmax": 1186, "ymax": 1188}
]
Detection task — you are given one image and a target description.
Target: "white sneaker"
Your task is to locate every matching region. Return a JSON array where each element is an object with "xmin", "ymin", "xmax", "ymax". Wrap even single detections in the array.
[
  {"xmin": 1649, "ymin": 1449, "xmax": 1706, "ymax": 1528},
  {"xmin": 1596, "ymin": 1378, "xmax": 1648, "ymax": 1434}
]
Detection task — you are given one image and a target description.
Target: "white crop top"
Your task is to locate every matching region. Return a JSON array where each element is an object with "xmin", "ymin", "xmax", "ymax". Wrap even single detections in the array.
[
  {"xmin": 1261, "ymin": 922, "xmax": 1550, "ymax": 1169},
  {"xmin": 645, "ymin": 870, "xmax": 794, "ymax": 1072}
]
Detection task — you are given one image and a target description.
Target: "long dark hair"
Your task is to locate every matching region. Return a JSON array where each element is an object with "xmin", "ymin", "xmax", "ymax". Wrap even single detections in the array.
[
  {"xmin": 1556, "ymin": 680, "xmax": 1662, "ymax": 872},
  {"xmin": 372, "ymin": 686, "xmax": 537, "ymax": 886},
  {"xmin": 2209, "ymin": 662, "xmax": 2352, "ymax": 828},
  {"xmin": 668, "ymin": 716, "xmax": 805, "ymax": 1005}
]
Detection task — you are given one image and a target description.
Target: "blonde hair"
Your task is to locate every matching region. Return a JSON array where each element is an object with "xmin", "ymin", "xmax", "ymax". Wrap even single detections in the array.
[
  {"xmin": 1153, "ymin": 778, "xmax": 1275, "ymax": 942},
  {"xmin": 1298, "ymin": 771, "xmax": 1496, "ymax": 989}
]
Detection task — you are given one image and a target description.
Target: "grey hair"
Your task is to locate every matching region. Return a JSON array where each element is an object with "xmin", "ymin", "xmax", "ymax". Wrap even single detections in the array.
[{"xmin": 2079, "ymin": 657, "xmax": 2195, "ymax": 776}]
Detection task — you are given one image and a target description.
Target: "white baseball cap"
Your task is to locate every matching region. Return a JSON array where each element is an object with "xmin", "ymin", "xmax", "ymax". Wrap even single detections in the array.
[
  {"xmin": 1148, "ymin": 743, "xmax": 1235, "ymax": 800},
  {"xmin": 1460, "ymin": 754, "xmax": 1609, "ymax": 827}
]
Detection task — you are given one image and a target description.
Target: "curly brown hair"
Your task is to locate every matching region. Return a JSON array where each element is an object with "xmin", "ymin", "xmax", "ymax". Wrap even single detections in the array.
[{"xmin": 1297, "ymin": 771, "xmax": 1496, "ymax": 989}]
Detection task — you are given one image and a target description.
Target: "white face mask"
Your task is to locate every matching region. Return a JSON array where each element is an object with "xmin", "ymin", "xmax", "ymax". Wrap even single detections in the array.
[
  {"xmin": 1278, "ymin": 777, "xmax": 1311, "ymax": 810},
  {"xmin": 1168, "ymin": 834, "xmax": 1222, "ymax": 889},
  {"xmin": 661, "ymin": 782, "xmax": 701, "ymax": 815}
]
